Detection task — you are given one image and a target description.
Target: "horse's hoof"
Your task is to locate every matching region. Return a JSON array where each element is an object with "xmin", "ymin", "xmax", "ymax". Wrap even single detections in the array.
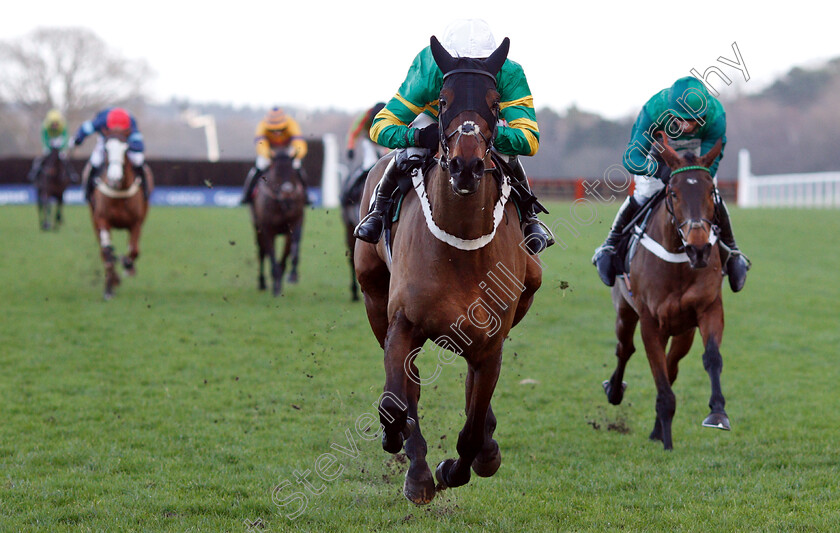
[
  {"xmin": 104, "ymin": 292, "xmax": 113, "ymax": 301},
  {"xmin": 272, "ymin": 286, "xmax": 282, "ymax": 297},
  {"xmin": 434, "ymin": 459, "xmax": 456, "ymax": 489},
  {"xmin": 288, "ymin": 273, "xmax": 299, "ymax": 284},
  {"xmin": 472, "ymin": 441, "xmax": 501, "ymax": 478},
  {"xmin": 404, "ymin": 472, "xmax": 436, "ymax": 505},
  {"xmin": 702, "ymin": 413, "xmax": 731, "ymax": 431},
  {"xmin": 382, "ymin": 433, "xmax": 403, "ymax": 454},
  {"xmin": 602, "ymin": 380, "xmax": 627, "ymax": 405}
]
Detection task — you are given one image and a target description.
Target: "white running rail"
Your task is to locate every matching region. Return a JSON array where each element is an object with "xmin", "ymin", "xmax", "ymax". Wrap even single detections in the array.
[{"xmin": 738, "ymin": 149, "xmax": 840, "ymax": 207}]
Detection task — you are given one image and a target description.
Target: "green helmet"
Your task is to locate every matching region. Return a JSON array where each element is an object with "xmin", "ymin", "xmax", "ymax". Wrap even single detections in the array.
[{"xmin": 668, "ymin": 77, "xmax": 710, "ymax": 120}]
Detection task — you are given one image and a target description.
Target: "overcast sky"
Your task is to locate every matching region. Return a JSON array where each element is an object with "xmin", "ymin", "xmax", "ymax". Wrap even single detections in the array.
[{"xmin": 2, "ymin": 1, "xmax": 833, "ymax": 119}]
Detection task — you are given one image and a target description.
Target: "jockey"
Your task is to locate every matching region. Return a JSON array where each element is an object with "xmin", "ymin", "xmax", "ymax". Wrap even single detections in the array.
[
  {"xmin": 347, "ymin": 102, "xmax": 386, "ymax": 161},
  {"xmin": 27, "ymin": 109, "xmax": 76, "ymax": 182},
  {"xmin": 591, "ymin": 76, "xmax": 750, "ymax": 292},
  {"xmin": 354, "ymin": 18, "xmax": 554, "ymax": 254},
  {"xmin": 73, "ymin": 107, "xmax": 147, "ymax": 202},
  {"xmin": 240, "ymin": 107, "xmax": 309, "ymax": 204},
  {"xmin": 346, "ymin": 102, "xmax": 388, "ymax": 184}
]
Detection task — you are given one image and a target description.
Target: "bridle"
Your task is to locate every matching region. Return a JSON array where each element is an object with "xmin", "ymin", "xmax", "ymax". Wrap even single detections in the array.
[
  {"xmin": 664, "ymin": 165, "xmax": 717, "ymax": 246},
  {"xmin": 437, "ymin": 68, "xmax": 499, "ymax": 172}
]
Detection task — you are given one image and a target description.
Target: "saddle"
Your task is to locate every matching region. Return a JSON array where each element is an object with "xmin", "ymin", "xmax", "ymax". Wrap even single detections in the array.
[
  {"xmin": 615, "ymin": 189, "xmax": 665, "ymax": 277},
  {"xmin": 339, "ymin": 167, "xmax": 370, "ymax": 207}
]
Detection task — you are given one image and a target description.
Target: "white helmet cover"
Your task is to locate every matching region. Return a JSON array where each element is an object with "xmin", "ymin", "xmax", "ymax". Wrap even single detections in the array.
[{"xmin": 441, "ymin": 18, "xmax": 498, "ymax": 58}]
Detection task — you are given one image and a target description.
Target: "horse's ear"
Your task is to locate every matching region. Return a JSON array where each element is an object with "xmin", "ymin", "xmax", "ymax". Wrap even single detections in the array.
[
  {"xmin": 699, "ymin": 138, "xmax": 724, "ymax": 169},
  {"xmin": 484, "ymin": 37, "xmax": 510, "ymax": 76},
  {"xmin": 654, "ymin": 131, "xmax": 683, "ymax": 170},
  {"xmin": 430, "ymin": 35, "xmax": 457, "ymax": 74}
]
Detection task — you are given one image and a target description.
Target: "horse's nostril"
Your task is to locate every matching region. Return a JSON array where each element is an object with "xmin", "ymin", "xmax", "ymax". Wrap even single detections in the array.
[{"xmin": 472, "ymin": 160, "xmax": 485, "ymax": 178}]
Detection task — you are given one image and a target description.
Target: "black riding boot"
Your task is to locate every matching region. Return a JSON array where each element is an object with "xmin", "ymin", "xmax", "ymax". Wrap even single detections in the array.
[
  {"xmin": 591, "ymin": 196, "xmax": 641, "ymax": 287},
  {"xmin": 28, "ymin": 157, "xmax": 44, "ymax": 182},
  {"xmin": 84, "ymin": 165, "xmax": 103, "ymax": 203},
  {"xmin": 509, "ymin": 156, "xmax": 554, "ymax": 255},
  {"xmin": 133, "ymin": 166, "xmax": 149, "ymax": 199},
  {"xmin": 354, "ymin": 149, "xmax": 424, "ymax": 243},
  {"xmin": 62, "ymin": 157, "xmax": 79, "ymax": 184},
  {"xmin": 240, "ymin": 167, "xmax": 263, "ymax": 205},
  {"xmin": 296, "ymin": 166, "xmax": 311, "ymax": 205},
  {"xmin": 715, "ymin": 196, "xmax": 750, "ymax": 292}
]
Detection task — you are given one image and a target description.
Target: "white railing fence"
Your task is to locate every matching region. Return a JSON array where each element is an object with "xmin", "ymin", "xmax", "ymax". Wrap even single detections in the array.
[{"xmin": 738, "ymin": 149, "xmax": 840, "ymax": 207}]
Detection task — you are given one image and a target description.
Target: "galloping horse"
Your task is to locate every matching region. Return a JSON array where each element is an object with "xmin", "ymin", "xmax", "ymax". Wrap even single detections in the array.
[
  {"xmin": 339, "ymin": 167, "xmax": 367, "ymax": 301},
  {"xmin": 355, "ymin": 36, "xmax": 542, "ymax": 504},
  {"xmin": 602, "ymin": 137, "xmax": 729, "ymax": 450},
  {"xmin": 250, "ymin": 153, "xmax": 306, "ymax": 296},
  {"xmin": 88, "ymin": 134, "xmax": 152, "ymax": 300},
  {"xmin": 34, "ymin": 146, "xmax": 73, "ymax": 231}
]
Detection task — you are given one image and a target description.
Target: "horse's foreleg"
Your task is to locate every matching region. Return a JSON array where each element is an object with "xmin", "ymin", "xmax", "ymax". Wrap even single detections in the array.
[
  {"xmin": 640, "ymin": 315, "xmax": 675, "ymax": 450},
  {"xmin": 255, "ymin": 232, "xmax": 267, "ymax": 291},
  {"xmin": 604, "ymin": 294, "xmax": 638, "ymax": 405},
  {"xmin": 276, "ymin": 235, "xmax": 291, "ymax": 296},
  {"xmin": 287, "ymin": 222, "xmax": 302, "ymax": 284},
  {"xmin": 96, "ymin": 225, "xmax": 119, "ymax": 300},
  {"xmin": 379, "ymin": 310, "xmax": 423, "ymax": 455},
  {"xmin": 461, "ymin": 366, "xmax": 502, "ymax": 478},
  {"xmin": 346, "ymin": 230, "xmax": 359, "ymax": 301},
  {"xmin": 699, "ymin": 306, "xmax": 729, "ymax": 431},
  {"xmin": 349, "ymin": 253, "xmax": 359, "ymax": 301},
  {"xmin": 122, "ymin": 224, "xmax": 142, "ymax": 276},
  {"xmin": 55, "ymin": 197, "xmax": 64, "ymax": 228},
  {"xmin": 356, "ymin": 242, "xmax": 390, "ymax": 347},
  {"xmin": 436, "ymin": 349, "xmax": 502, "ymax": 489},
  {"xmin": 666, "ymin": 329, "xmax": 696, "ymax": 385},
  {"xmin": 401, "ymin": 354, "xmax": 435, "ymax": 505},
  {"xmin": 37, "ymin": 192, "xmax": 49, "ymax": 231}
]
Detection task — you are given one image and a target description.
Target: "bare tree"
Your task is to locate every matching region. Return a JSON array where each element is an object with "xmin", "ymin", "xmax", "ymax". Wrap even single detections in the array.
[{"xmin": 0, "ymin": 27, "xmax": 153, "ymax": 132}]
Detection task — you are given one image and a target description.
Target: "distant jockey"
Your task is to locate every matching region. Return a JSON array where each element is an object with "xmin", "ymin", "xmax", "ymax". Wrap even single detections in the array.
[
  {"xmin": 73, "ymin": 107, "xmax": 147, "ymax": 201},
  {"xmin": 240, "ymin": 107, "xmax": 309, "ymax": 205},
  {"xmin": 591, "ymin": 76, "xmax": 750, "ymax": 292},
  {"xmin": 28, "ymin": 109, "xmax": 77, "ymax": 183}
]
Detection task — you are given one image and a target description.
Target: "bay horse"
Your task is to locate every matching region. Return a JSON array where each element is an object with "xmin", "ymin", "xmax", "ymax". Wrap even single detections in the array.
[
  {"xmin": 88, "ymin": 135, "xmax": 152, "ymax": 300},
  {"xmin": 34, "ymin": 146, "xmax": 73, "ymax": 231},
  {"xmin": 602, "ymin": 137, "xmax": 728, "ymax": 450},
  {"xmin": 339, "ymin": 166, "xmax": 367, "ymax": 301},
  {"xmin": 355, "ymin": 36, "xmax": 542, "ymax": 504},
  {"xmin": 250, "ymin": 153, "xmax": 305, "ymax": 296}
]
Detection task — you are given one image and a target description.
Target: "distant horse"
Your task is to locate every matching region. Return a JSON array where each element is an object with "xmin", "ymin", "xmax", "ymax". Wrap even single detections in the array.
[
  {"xmin": 88, "ymin": 134, "xmax": 152, "ymax": 300},
  {"xmin": 355, "ymin": 36, "xmax": 542, "ymax": 504},
  {"xmin": 339, "ymin": 166, "xmax": 367, "ymax": 301},
  {"xmin": 34, "ymin": 146, "xmax": 73, "ymax": 231},
  {"xmin": 602, "ymin": 136, "xmax": 729, "ymax": 450},
  {"xmin": 250, "ymin": 153, "xmax": 306, "ymax": 296}
]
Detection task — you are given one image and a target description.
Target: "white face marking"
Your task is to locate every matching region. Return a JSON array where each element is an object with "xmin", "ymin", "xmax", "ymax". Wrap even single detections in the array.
[
  {"xmin": 105, "ymin": 138, "xmax": 128, "ymax": 184},
  {"xmin": 687, "ymin": 178, "xmax": 698, "ymax": 185}
]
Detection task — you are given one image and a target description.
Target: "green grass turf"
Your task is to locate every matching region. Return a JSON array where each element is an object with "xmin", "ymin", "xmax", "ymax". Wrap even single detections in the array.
[{"xmin": 0, "ymin": 201, "xmax": 838, "ymax": 532}]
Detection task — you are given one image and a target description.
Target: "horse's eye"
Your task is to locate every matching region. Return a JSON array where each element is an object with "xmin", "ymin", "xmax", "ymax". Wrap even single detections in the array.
[{"xmin": 439, "ymin": 98, "xmax": 447, "ymax": 109}]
